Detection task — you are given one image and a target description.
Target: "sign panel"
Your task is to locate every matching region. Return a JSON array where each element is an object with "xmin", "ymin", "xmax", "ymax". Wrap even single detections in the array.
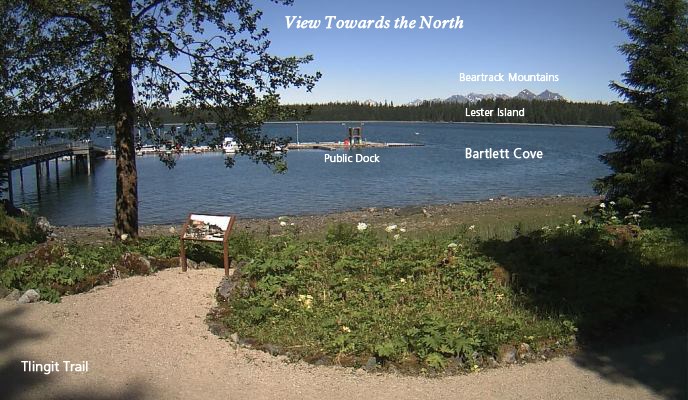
[
  {"xmin": 180, "ymin": 214, "xmax": 236, "ymax": 276},
  {"xmin": 183, "ymin": 214, "xmax": 233, "ymax": 242}
]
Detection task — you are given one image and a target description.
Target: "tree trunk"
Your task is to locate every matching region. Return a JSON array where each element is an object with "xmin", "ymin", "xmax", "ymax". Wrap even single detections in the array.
[{"xmin": 112, "ymin": 0, "xmax": 138, "ymax": 238}]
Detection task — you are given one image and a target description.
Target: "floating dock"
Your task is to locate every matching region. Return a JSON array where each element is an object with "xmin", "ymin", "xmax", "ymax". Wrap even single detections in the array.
[{"xmin": 287, "ymin": 141, "xmax": 423, "ymax": 151}]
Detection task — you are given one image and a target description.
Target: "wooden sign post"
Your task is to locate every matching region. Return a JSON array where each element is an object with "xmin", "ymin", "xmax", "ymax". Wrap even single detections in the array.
[{"xmin": 179, "ymin": 214, "xmax": 236, "ymax": 276}]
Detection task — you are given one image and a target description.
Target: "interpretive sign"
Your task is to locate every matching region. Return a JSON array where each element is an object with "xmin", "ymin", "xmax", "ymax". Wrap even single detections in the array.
[{"xmin": 180, "ymin": 214, "xmax": 236, "ymax": 276}]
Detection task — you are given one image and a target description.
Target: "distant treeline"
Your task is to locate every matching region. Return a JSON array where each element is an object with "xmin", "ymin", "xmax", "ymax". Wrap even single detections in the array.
[
  {"xmin": 278, "ymin": 99, "xmax": 620, "ymax": 126},
  {"xmin": 93, "ymin": 99, "xmax": 620, "ymax": 127}
]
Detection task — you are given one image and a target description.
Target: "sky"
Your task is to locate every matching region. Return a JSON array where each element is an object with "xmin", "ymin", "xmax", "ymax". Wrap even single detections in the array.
[{"xmin": 248, "ymin": 0, "xmax": 630, "ymax": 104}]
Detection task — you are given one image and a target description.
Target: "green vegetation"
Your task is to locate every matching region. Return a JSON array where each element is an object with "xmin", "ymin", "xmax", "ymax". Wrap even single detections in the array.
[
  {"xmin": 596, "ymin": 0, "xmax": 688, "ymax": 214},
  {"xmin": 0, "ymin": 206, "xmax": 263, "ymax": 302},
  {"xmin": 1, "ymin": 201, "xmax": 685, "ymax": 374},
  {"xmin": 0, "ymin": 233, "xmax": 179, "ymax": 303},
  {"xmin": 210, "ymin": 203, "xmax": 687, "ymax": 373},
  {"xmin": 282, "ymin": 99, "xmax": 620, "ymax": 126},
  {"xmin": 145, "ymin": 99, "xmax": 620, "ymax": 126}
]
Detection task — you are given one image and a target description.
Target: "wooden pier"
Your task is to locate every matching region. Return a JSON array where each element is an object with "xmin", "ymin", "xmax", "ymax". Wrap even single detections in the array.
[{"xmin": 0, "ymin": 142, "xmax": 109, "ymax": 204}]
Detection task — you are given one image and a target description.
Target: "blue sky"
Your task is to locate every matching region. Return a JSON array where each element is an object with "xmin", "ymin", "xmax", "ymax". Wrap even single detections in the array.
[{"xmin": 242, "ymin": 0, "xmax": 629, "ymax": 103}]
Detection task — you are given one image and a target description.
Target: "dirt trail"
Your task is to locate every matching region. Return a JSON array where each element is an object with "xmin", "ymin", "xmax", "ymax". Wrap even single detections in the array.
[{"xmin": 0, "ymin": 268, "xmax": 683, "ymax": 400}]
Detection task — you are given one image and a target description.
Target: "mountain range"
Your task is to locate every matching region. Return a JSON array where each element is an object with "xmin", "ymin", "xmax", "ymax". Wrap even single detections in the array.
[{"xmin": 407, "ymin": 89, "xmax": 565, "ymax": 106}]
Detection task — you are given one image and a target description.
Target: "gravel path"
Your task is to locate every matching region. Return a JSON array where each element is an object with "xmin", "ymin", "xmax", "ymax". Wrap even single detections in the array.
[{"xmin": 0, "ymin": 268, "xmax": 683, "ymax": 400}]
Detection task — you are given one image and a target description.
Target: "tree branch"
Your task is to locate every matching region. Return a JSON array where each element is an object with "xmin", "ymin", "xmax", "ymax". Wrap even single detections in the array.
[{"xmin": 134, "ymin": 0, "xmax": 166, "ymax": 23}]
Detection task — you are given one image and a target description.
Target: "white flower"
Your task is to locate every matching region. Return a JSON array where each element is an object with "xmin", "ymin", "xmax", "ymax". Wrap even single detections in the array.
[
  {"xmin": 599, "ymin": 203, "xmax": 606, "ymax": 208},
  {"xmin": 611, "ymin": 216, "xmax": 618, "ymax": 221},
  {"xmin": 448, "ymin": 242, "xmax": 458, "ymax": 249},
  {"xmin": 399, "ymin": 227, "xmax": 407, "ymax": 233},
  {"xmin": 642, "ymin": 204, "xmax": 650, "ymax": 209},
  {"xmin": 120, "ymin": 234, "xmax": 129, "ymax": 241},
  {"xmin": 399, "ymin": 278, "xmax": 407, "ymax": 284},
  {"xmin": 393, "ymin": 234, "xmax": 400, "ymax": 240},
  {"xmin": 357, "ymin": 222, "xmax": 368, "ymax": 231},
  {"xmin": 290, "ymin": 222, "xmax": 295, "ymax": 226},
  {"xmin": 341, "ymin": 326, "xmax": 351, "ymax": 333},
  {"xmin": 385, "ymin": 224, "xmax": 397, "ymax": 233},
  {"xmin": 468, "ymin": 225, "xmax": 475, "ymax": 231},
  {"xmin": 572, "ymin": 215, "xmax": 576, "ymax": 219},
  {"xmin": 297, "ymin": 294, "xmax": 313, "ymax": 309},
  {"xmin": 280, "ymin": 221, "xmax": 287, "ymax": 227},
  {"xmin": 609, "ymin": 201, "xmax": 616, "ymax": 206},
  {"xmin": 577, "ymin": 219, "xmax": 583, "ymax": 225},
  {"xmin": 632, "ymin": 213, "xmax": 641, "ymax": 218}
]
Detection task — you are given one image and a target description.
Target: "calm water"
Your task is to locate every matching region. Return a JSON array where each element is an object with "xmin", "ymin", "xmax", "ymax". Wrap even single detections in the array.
[{"xmin": 9, "ymin": 122, "xmax": 614, "ymax": 226}]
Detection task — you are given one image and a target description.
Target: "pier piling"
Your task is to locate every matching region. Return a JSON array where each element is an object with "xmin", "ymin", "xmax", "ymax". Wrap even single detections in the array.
[
  {"xmin": 35, "ymin": 163, "xmax": 40, "ymax": 199},
  {"xmin": 7, "ymin": 168, "xmax": 13, "ymax": 204}
]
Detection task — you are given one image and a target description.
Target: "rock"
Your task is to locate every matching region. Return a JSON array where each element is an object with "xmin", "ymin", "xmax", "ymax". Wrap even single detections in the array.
[
  {"xmin": 452, "ymin": 355, "xmax": 465, "ymax": 369},
  {"xmin": 216, "ymin": 277, "xmax": 234, "ymax": 301},
  {"xmin": 486, "ymin": 355, "xmax": 499, "ymax": 368},
  {"xmin": 394, "ymin": 206, "xmax": 424, "ymax": 217},
  {"xmin": 229, "ymin": 332, "xmax": 239, "ymax": 343},
  {"xmin": 517, "ymin": 343, "xmax": 532, "ymax": 359},
  {"xmin": 0, "ymin": 285, "xmax": 9, "ymax": 298},
  {"xmin": 148, "ymin": 256, "xmax": 180, "ymax": 271},
  {"xmin": 17, "ymin": 289, "xmax": 40, "ymax": 304},
  {"xmin": 182, "ymin": 258, "xmax": 199, "ymax": 269},
  {"xmin": 471, "ymin": 351, "xmax": 484, "ymax": 365},
  {"xmin": 168, "ymin": 226, "xmax": 176, "ymax": 234},
  {"xmin": 4, "ymin": 289, "xmax": 21, "ymax": 301},
  {"xmin": 313, "ymin": 356, "xmax": 331, "ymax": 366},
  {"xmin": 363, "ymin": 356, "xmax": 378, "ymax": 372},
  {"xmin": 262, "ymin": 344, "xmax": 282, "ymax": 356},
  {"xmin": 197, "ymin": 261, "xmax": 215, "ymax": 269},
  {"xmin": 34, "ymin": 216, "xmax": 53, "ymax": 236},
  {"xmin": 497, "ymin": 344, "xmax": 517, "ymax": 364},
  {"xmin": 422, "ymin": 208, "xmax": 432, "ymax": 218},
  {"xmin": 118, "ymin": 252, "xmax": 152, "ymax": 275}
]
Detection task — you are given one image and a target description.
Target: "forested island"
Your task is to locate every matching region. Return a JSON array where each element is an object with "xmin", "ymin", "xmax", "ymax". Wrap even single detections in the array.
[{"xmin": 151, "ymin": 98, "xmax": 620, "ymax": 126}]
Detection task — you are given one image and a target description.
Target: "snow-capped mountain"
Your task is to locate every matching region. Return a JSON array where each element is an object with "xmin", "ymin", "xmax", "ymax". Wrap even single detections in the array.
[
  {"xmin": 407, "ymin": 89, "xmax": 565, "ymax": 105},
  {"xmin": 535, "ymin": 90, "xmax": 565, "ymax": 101}
]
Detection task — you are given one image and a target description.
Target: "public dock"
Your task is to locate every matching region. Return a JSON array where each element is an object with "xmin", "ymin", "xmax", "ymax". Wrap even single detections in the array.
[{"xmin": 287, "ymin": 141, "xmax": 424, "ymax": 151}]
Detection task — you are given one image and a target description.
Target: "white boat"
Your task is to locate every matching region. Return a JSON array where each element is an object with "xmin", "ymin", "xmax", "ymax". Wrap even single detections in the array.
[
  {"xmin": 139, "ymin": 144, "xmax": 158, "ymax": 155},
  {"xmin": 222, "ymin": 137, "xmax": 239, "ymax": 154}
]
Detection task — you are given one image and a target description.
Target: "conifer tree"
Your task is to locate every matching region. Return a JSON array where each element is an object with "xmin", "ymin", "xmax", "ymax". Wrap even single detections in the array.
[{"xmin": 596, "ymin": 0, "xmax": 688, "ymax": 212}]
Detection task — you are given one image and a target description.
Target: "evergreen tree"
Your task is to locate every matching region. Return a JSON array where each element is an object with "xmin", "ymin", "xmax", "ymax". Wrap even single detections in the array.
[{"xmin": 596, "ymin": 0, "xmax": 688, "ymax": 212}]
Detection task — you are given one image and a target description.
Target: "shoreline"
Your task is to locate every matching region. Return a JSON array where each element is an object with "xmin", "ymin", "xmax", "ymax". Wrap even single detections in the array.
[
  {"xmin": 264, "ymin": 120, "xmax": 614, "ymax": 129},
  {"xmin": 39, "ymin": 120, "xmax": 614, "ymax": 132},
  {"xmin": 52, "ymin": 195, "xmax": 602, "ymax": 243}
]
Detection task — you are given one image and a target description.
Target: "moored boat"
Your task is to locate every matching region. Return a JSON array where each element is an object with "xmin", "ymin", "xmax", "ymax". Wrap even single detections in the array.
[{"xmin": 222, "ymin": 137, "xmax": 238, "ymax": 154}]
